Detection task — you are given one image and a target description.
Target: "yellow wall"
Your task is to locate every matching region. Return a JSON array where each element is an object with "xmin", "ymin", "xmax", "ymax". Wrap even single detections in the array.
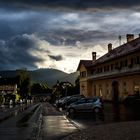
[
  {"xmin": 90, "ymin": 74, "xmax": 140, "ymax": 101},
  {"xmin": 78, "ymin": 51, "xmax": 140, "ymax": 100}
]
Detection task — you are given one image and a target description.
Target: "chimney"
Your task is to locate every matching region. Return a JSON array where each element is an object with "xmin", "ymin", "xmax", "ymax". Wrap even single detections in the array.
[
  {"xmin": 92, "ymin": 52, "xmax": 96, "ymax": 62},
  {"xmin": 126, "ymin": 34, "xmax": 134, "ymax": 42},
  {"xmin": 108, "ymin": 43, "xmax": 112, "ymax": 52}
]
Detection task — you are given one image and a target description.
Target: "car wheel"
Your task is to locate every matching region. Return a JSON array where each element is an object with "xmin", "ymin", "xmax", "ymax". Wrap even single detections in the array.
[
  {"xmin": 68, "ymin": 108, "xmax": 75, "ymax": 118},
  {"xmin": 94, "ymin": 107, "xmax": 100, "ymax": 114},
  {"xmin": 69, "ymin": 108, "xmax": 75, "ymax": 114}
]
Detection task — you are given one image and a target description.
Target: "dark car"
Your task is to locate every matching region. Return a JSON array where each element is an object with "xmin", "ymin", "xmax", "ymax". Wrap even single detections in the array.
[
  {"xmin": 55, "ymin": 96, "xmax": 71, "ymax": 108},
  {"xmin": 60, "ymin": 94, "xmax": 85, "ymax": 109},
  {"xmin": 123, "ymin": 93, "xmax": 140, "ymax": 106},
  {"xmin": 67, "ymin": 97, "xmax": 103, "ymax": 117}
]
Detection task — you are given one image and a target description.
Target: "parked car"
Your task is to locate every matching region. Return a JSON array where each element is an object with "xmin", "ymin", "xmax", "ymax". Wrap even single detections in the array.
[
  {"xmin": 123, "ymin": 93, "xmax": 140, "ymax": 106},
  {"xmin": 67, "ymin": 97, "xmax": 103, "ymax": 117},
  {"xmin": 60, "ymin": 94, "xmax": 85, "ymax": 109},
  {"xmin": 55, "ymin": 96, "xmax": 71, "ymax": 108}
]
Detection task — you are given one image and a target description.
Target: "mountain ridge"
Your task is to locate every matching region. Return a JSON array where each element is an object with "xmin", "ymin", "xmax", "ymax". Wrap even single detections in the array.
[{"xmin": 0, "ymin": 68, "xmax": 79, "ymax": 87}]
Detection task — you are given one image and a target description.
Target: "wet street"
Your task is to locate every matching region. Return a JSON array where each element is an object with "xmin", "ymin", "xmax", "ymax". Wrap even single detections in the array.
[
  {"xmin": 0, "ymin": 103, "xmax": 42, "ymax": 140},
  {"xmin": 0, "ymin": 102, "xmax": 140, "ymax": 140},
  {"xmin": 41, "ymin": 102, "xmax": 78, "ymax": 140},
  {"xmin": 103, "ymin": 103, "xmax": 140, "ymax": 122},
  {"xmin": 41, "ymin": 102, "xmax": 140, "ymax": 140},
  {"xmin": 66, "ymin": 102, "xmax": 140, "ymax": 129}
]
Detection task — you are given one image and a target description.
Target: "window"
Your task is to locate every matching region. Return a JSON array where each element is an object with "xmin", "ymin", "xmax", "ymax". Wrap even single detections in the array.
[
  {"xmin": 111, "ymin": 64, "xmax": 114, "ymax": 71},
  {"xmin": 134, "ymin": 56, "xmax": 140, "ymax": 64},
  {"xmin": 115, "ymin": 62, "xmax": 119, "ymax": 69},
  {"xmin": 131, "ymin": 56, "xmax": 140, "ymax": 65},
  {"xmin": 120, "ymin": 61, "xmax": 123, "ymax": 67},
  {"xmin": 94, "ymin": 85, "xmax": 96, "ymax": 96},
  {"xmin": 125, "ymin": 60, "xmax": 128, "ymax": 67},
  {"xmin": 77, "ymin": 98, "xmax": 86, "ymax": 104},
  {"xmin": 97, "ymin": 68, "xmax": 100, "ymax": 73},
  {"xmin": 100, "ymin": 67, "xmax": 102, "ymax": 73},
  {"xmin": 88, "ymin": 98, "xmax": 97, "ymax": 103},
  {"xmin": 134, "ymin": 84, "xmax": 139, "ymax": 94},
  {"xmin": 123, "ymin": 82, "xmax": 126, "ymax": 86},
  {"xmin": 99, "ymin": 85, "xmax": 102, "ymax": 97},
  {"xmin": 136, "ymin": 56, "xmax": 140, "ymax": 64},
  {"xmin": 131, "ymin": 58, "xmax": 134, "ymax": 65},
  {"xmin": 120, "ymin": 60, "xmax": 126, "ymax": 68},
  {"xmin": 91, "ymin": 69, "xmax": 96, "ymax": 75},
  {"xmin": 104, "ymin": 66, "xmax": 109, "ymax": 72},
  {"xmin": 80, "ymin": 71, "xmax": 86, "ymax": 77},
  {"xmin": 107, "ymin": 65, "xmax": 109, "ymax": 71},
  {"xmin": 104, "ymin": 66, "xmax": 106, "ymax": 72}
]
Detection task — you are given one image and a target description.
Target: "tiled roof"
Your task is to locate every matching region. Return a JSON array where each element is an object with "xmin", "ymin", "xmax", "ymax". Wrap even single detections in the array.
[
  {"xmin": 78, "ymin": 36, "xmax": 140, "ymax": 69},
  {"xmin": 77, "ymin": 60, "xmax": 93, "ymax": 71},
  {"xmin": 92, "ymin": 37, "xmax": 140, "ymax": 66}
]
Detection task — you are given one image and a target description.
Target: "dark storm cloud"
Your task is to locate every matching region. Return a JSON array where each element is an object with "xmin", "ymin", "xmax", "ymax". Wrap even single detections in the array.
[
  {"xmin": 0, "ymin": 10, "xmax": 47, "ymax": 40},
  {"xmin": 0, "ymin": 0, "xmax": 140, "ymax": 10},
  {"xmin": 48, "ymin": 54, "xmax": 63, "ymax": 61},
  {"xmin": 0, "ymin": 34, "xmax": 44, "ymax": 70},
  {"xmin": 41, "ymin": 29, "xmax": 116, "ymax": 46}
]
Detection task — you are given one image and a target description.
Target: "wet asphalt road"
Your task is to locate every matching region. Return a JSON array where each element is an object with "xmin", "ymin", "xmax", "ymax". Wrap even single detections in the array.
[
  {"xmin": 0, "ymin": 103, "xmax": 41, "ymax": 140},
  {"xmin": 41, "ymin": 102, "xmax": 140, "ymax": 140},
  {"xmin": 41, "ymin": 102, "xmax": 78, "ymax": 140},
  {"xmin": 1, "ymin": 102, "xmax": 139, "ymax": 140},
  {"xmin": 66, "ymin": 102, "xmax": 140, "ymax": 129}
]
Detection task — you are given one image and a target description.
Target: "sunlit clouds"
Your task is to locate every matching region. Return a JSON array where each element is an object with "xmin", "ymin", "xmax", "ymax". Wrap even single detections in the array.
[{"xmin": 27, "ymin": 34, "xmax": 106, "ymax": 73}]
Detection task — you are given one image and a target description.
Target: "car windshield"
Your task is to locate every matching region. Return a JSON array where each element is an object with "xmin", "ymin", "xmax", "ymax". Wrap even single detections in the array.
[{"xmin": 87, "ymin": 98, "xmax": 97, "ymax": 103}]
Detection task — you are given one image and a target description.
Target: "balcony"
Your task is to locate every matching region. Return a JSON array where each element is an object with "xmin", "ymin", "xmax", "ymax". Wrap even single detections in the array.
[{"xmin": 87, "ymin": 64, "xmax": 140, "ymax": 80}]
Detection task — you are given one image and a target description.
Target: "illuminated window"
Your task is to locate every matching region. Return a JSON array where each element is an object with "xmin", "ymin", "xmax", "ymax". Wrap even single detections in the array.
[
  {"xmin": 99, "ymin": 85, "xmax": 102, "ymax": 97},
  {"xmin": 134, "ymin": 85, "xmax": 139, "ymax": 94}
]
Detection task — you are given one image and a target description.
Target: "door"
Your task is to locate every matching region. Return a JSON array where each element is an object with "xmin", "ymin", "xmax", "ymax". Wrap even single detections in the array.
[{"xmin": 112, "ymin": 81, "xmax": 119, "ymax": 105}]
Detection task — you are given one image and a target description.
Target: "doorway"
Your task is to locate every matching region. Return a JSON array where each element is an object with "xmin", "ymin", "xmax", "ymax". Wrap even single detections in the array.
[{"xmin": 112, "ymin": 81, "xmax": 119, "ymax": 104}]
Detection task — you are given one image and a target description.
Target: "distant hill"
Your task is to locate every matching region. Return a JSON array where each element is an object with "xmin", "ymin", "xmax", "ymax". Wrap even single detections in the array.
[{"xmin": 0, "ymin": 69, "xmax": 79, "ymax": 87}]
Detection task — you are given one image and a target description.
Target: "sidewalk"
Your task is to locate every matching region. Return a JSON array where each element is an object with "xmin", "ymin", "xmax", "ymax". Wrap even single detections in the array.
[
  {"xmin": 0, "ymin": 104, "xmax": 32, "ymax": 122},
  {"xmin": 41, "ymin": 102, "xmax": 78, "ymax": 140},
  {"xmin": 0, "ymin": 103, "xmax": 42, "ymax": 140},
  {"xmin": 0, "ymin": 105, "xmax": 18, "ymax": 122},
  {"xmin": 62, "ymin": 120, "xmax": 140, "ymax": 140}
]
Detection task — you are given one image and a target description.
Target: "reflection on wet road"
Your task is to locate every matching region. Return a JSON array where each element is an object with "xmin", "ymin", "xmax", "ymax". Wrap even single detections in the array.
[
  {"xmin": 42, "ymin": 116, "xmax": 77, "ymax": 140},
  {"xmin": 42, "ymin": 102, "xmax": 78, "ymax": 140},
  {"xmin": 68, "ymin": 103, "xmax": 140, "ymax": 129},
  {"xmin": 0, "ymin": 103, "xmax": 41, "ymax": 140},
  {"xmin": 103, "ymin": 103, "xmax": 140, "ymax": 123}
]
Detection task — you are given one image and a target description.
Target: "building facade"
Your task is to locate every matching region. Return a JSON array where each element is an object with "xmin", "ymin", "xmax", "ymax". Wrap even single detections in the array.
[
  {"xmin": 0, "ymin": 78, "xmax": 18, "ymax": 104},
  {"xmin": 77, "ymin": 34, "xmax": 140, "ymax": 102}
]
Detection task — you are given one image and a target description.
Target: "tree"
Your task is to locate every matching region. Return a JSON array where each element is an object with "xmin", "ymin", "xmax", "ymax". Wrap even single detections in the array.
[
  {"xmin": 31, "ymin": 83, "xmax": 52, "ymax": 95},
  {"xmin": 16, "ymin": 69, "xmax": 31, "ymax": 99},
  {"xmin": 74, "ymin": 76, "xmax": 80, "ymax": 94}
]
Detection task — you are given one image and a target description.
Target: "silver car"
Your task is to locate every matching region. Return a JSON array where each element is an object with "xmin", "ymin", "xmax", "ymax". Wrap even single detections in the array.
[{"xmin": 67, "ymin": 97, "xmax": 103, "ymax": 116}]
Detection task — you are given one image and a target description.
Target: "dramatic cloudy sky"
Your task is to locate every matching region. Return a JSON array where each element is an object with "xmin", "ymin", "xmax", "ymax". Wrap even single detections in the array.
[{"xmin": 1, "ymin": 0, "xmax": 140, "ymax": 73}]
